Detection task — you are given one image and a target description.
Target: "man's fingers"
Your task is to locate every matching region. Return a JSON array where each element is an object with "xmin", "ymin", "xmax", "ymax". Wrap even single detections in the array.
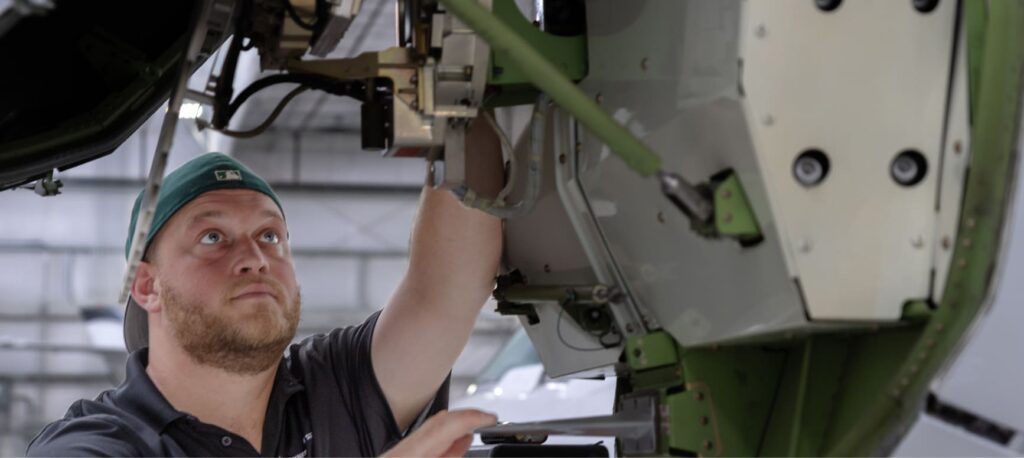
[
  {"xmin": 433, "ymin": 409, "xmax": 498, "ymax": 440},
  {"xmin": 388, "ymin": 409, "xmax": 497, "ymax": 457}
]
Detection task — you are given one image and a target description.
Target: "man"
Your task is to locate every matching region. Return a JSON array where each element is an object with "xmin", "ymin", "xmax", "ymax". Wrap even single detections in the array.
[{"xmin": 27, "ymin": 119, "xmax": 505, "ymax": 456}]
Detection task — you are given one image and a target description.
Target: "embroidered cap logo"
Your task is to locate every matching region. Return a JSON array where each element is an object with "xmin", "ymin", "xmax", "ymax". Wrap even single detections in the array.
[{"xmin": 214, "ymin": 169, "xmax": 243, "ymax": 181}]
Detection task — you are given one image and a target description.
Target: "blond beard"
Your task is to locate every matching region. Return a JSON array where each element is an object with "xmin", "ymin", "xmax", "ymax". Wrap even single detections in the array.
[{"xmin": 161, "ymin": 280, "xmax": 300, "ymax": 375}]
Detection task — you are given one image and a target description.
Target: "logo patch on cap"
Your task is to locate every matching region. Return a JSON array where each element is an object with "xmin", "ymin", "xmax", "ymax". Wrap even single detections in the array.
[{"xmin": 214, "ymin": 169, "xmax": 242, "ymax": 181}]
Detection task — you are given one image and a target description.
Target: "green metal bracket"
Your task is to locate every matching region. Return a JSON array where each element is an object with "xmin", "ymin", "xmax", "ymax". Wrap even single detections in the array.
[
  {"xmin": 712, "ymin": 173, "xmax": 763, "ymax": 243},
  {"xmin": 900, "ymin": 300, "xmax": 934, "ymax": 322},
  {"xmin": 666, "ymin": 385, "xmax": 721, "ymax": 456},
  {"xmin": 488, "ymin": 0, "xmax": 587, "ymax": 86},
  {"xmin": 626, "ymin": 331, "xmax": 678, "ymax": 371},
  {"xmin": 438, "ymin": 0, "xmax": 662, "ymax": 176}
]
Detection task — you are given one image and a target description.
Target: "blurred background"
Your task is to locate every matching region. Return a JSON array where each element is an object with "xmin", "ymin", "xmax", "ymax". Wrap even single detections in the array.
[{"xmin": 0, "ymin": 0, "xmax": 535, "ymax": 452}]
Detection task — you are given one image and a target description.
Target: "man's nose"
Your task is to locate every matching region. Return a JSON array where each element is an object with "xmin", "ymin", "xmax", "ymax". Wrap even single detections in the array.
[{"xmin": 234, "ymin": 238, "xmax": 269, "ymax": 275}]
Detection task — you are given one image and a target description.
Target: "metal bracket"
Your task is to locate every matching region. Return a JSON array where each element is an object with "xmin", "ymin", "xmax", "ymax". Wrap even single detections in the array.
[{"xmin": 475, "ymin": 392, "xmax": 659, "ymax": 456}]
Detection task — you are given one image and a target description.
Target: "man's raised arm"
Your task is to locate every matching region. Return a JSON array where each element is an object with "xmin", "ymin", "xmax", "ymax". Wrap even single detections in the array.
[{"xmin": 371, "ymin": 115, "xmax": 505, "ymax": 430}]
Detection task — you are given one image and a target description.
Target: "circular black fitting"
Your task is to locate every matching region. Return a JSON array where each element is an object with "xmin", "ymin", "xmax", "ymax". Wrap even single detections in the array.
[
  {"xmin": 913, "ymin": 0, "xmax": 939, "ymax": 13},
  {"xmin": 891, "ymin": 150, "xmax": 928, "ymax": 186},
  {"xmin": 815, "ymin": 0, "xmax": 842, "ymax": 12},
  {"xmin": 793, "ymin": 149, "xmax": 830, "ymax": 187}
]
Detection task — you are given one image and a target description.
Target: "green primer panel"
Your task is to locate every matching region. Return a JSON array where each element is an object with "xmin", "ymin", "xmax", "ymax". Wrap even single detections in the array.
[
  {"xmin": 489, "ymin": 0, "xmax": 587, "ymax": 86},
  {"xmin": 626, "ymin": 331, "xmax": 678, "ymax": 371},
  {"xmin": 677, "ymin": 346, "xmax": 787, "ymax": 456}
]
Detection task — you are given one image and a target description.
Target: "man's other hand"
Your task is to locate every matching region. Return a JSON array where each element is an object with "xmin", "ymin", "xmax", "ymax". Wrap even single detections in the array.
[{"xmin": 382, "ymin": 409, "xmax": 497, "ymax": 457}]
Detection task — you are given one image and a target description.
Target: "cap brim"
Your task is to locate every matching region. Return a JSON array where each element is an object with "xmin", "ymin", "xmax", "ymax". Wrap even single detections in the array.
[{"xmin": 124, "ymin": 296, "xmax": 148, "ymax": 353}]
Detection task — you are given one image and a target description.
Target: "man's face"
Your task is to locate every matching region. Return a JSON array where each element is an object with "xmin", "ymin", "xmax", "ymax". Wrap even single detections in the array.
[{"xmin": 144, "ymin": 189, "xmax": 300, "ymax": 374}]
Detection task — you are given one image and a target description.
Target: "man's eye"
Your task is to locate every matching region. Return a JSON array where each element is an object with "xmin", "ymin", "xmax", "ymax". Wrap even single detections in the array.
[
  {"xmin": 261, "ymin": 231, "xmax": 280, "ymax": 244},
  {"xmin": 199, "ymin": 231, "xmax": 223, "ymax": 245}
]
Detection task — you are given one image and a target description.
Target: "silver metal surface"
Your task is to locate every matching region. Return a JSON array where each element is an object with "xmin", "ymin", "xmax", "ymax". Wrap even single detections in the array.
[
  {"xmin": 475, "ymin": 393, "xmax": 657, "ymax": 455},
  {"xmin": 309, "ymin": 0, "xmax": 363, "ymax": 57},
  {"xmin": 572, "ymin": 0, "xmax": 807, "ymax": 345},
  {"xmin": 119, "ymin": 0, "xmax": 216, "ymax": 303}
]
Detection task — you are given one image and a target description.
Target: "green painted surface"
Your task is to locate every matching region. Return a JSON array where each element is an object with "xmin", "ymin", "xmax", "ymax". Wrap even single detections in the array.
[
  {"xmin": 901, "ymin": 300, "xmax": 934, "ymax": 322},
  {"xmin": 667, "ymin": 386, "xmax": 719, "ymax": 455},
  {"xmin": 713, "ymin": 174, "xmax": 762, "ymax": 241},
  {"xmin": 438, "ymin": 0, "xmax": 663, "ymax": 176},
  {"xmin": 676, "ymin": 346, "xmax": 787, "ymax": 456},
  {"xmin": 489, "ymin": 0, "xmax": 587, "ymax": 86},
  {"xmin": 626, "ymin": 331, "xmax": 678, "ymax": 371}
]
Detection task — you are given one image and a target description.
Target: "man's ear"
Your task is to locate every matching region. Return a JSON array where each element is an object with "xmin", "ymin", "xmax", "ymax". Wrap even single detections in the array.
[{"xmin": 132, "ymin": 262, "xmax": 162, "ymax": 313}]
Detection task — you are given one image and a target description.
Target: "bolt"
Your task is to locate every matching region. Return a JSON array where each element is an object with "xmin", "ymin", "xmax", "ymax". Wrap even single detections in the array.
[
  {"xmin": 625, "ymin": 323, "xmax": 636, "ymax": 333},
  {"xmin": 703, "ymin": 440, "xmax": 714, "ymax": 450},
  {"xmin": 723, "ymin": 213, "xmax": 733, "ymax": 223},
  {"xmin": 657, "ymin": 211, "xmax": 666, "ymax": 224},
  {"xmin": 595, "ymin": 93, "xmax": 603, "ymax": 104},
  {"xmin": 575, "ymin": 142, "xmax": 582, "ymax": 153},
  {"xmin": 966, "ymin": 218, "xmax": 976, "ymax": 228},
  {"xmin": 941, "ymin": 236, "xmax": 951, "ymax": 250},
  {"xmin": 633, "ymin": 348, "xmax": 643, "ymax": 358},
  {"xmin": 954, "ymin": 140, "xmax": 962, "ymax": 154},
  {"xmin": 755, "ymin": 24, "xmax": 767, "ymax": 38},
  {"xmin": 722, "ymin": 190, "xmax": 732, "ymax": 199},
  {"xmin": 559, "ymin": 154, "xmax": 567, "ymax": 164},
  {"xmin": 543, "ymin": 263, "xmax": 552, "ymax": 273},
  {"xmin": 957, "ymin": 258, "xmax": 967, "ymax": 268},
  {"xmin": 962, "ymin": 238, "xmax": 972, "ymax": 248},
  {"xmin": 698, "ymin": 416, "xmax": 709, "ymax": 426},
  {"xmin": 694, "ymin": 392, "xmax": 704, "ymax": 401}
]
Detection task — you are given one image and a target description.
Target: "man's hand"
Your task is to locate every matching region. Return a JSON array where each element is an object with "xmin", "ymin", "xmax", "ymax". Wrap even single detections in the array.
[{"xmin": 382, "ymin": 409, "xmax": 497, "ymax": 457}]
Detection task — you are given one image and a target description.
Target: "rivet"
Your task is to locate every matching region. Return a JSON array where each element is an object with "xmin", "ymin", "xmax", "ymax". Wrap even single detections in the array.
[
  {"xmin": 699, "ymin": 416, "xmax": 709, "ymax": 426},
  {"xmin": 925, "ymin": 338, "xmax": 936, "ymax": 348},
  {"xmin": 966, "ymin": 218, "xmax": 976, "ymax": 228},
  {"xmin": 722, "ymin": 190, "xmax": 733, "ymax": 199},
  {"xmin": 633, "ymin": 348, "xmax": 643, "ymax": 358},
  {"xmin": 559, "ymin": 154, "xmax": 567, "ymax": 165},
  {"xmin": 626, "ymin": 323, "xmax": 636, "ymax": 333},
  {"xmin": 755, "ymin": 24, "xmax": 767, "ymax": 38},
  {"xmin": 723, "ymin": 213, "xmax": 734, "ymax": 223},
  {"xmin": 934, "ymin": 323, "xmax": 944, "ymax": 331},
  {"xmin": 641, "ymin": 57, "xmax": 649, "ymax": 71},
  {"xmin": 900, "ymin": 377, "xmax": 910, "ymax": 387},
  {"xmin": 941, "ymin": 236, "xmax": 951, "ymax": 250},
  {"xmin": 909, "ymin": 365, "xmax": 919, "ymax": 374},
  {"xmin": 595, "ymin": 93, "xmax": 603, "ymax": 104},
  {"xmin": 703, "ymin": 440, "xmax": 714, "ymax": 450},
  {"xmin": 911, "ymin": 236, "xmax": 925, "ymax": 249},
  {"xmin": 657, "ymin": 211, "xmax": 666, "ymax": 224},
  {"xmin": 798, "ymin": 239, "xmax": 813, "ymax": 253},
  {"xmin": 694, "ymin": 392, "xmax": 705, "ymax": 401},
  {"xmin": 762, "ymin": 114, "xmax": 775, "ymax": 126},
  {"xmin": 962, "ymin": 238, "xmax": 972, "ymax": 248},
  {"xmin": 543, "ymin": 263, "xmax": 552, "ymax": 273},
  {"xmin": 954, "ymin": 140, "xmax": 963, "ymax": 154},
  {"xmin": 957, "ymin": 258, "xmax": 967, "ymax": 268}
]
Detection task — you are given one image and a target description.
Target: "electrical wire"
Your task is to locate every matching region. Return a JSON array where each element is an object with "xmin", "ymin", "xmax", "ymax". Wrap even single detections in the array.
[
  {"xmin": 555, "ymin": 306, "xmax": 615, "ymax": 352},
  {"xmin": 216, "ymin": 74, "xmax": 367, "ymax": 130},
  {"xmin": 212, "ymin": 85, "xmax": 309, "ymax": 138},
  {"xmin": 285, "ymin": 0, "xmax": 316, "ymax": 30}
]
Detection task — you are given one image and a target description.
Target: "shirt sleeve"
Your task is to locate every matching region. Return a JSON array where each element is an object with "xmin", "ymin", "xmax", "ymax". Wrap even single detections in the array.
[
  {"xmin": 288, "ymin": 310, "xmax": 450, "ymax": 456},
  {"xmin": 27, "ymin": 413, "xmax": 143, "ymax": 457}
]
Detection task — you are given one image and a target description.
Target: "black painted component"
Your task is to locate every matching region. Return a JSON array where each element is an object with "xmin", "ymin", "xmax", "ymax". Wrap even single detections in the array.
[
  {"xmin": 360, "ymin": 101, "xmax": 387, "ymax": 151},
  {"xmin": 542, "ymin": 0, "xmax": 586, "ymax": 36},
  {"xmin": 890, "ymin": 150, "xmax": 928, "ymax": 186},
  {"xmin": 815, "ymin": 0, "xmax": 842, "ymax": 12},
  {"xmin": 792, "ymin": 149, "xmax": 831, "ymax": 187},
  {"xmin": 913, "ymin": 0, "xmax": 940, "ymax": 13}
]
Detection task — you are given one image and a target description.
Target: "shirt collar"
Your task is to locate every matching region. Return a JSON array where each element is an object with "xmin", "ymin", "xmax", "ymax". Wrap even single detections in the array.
[{"xmin": 110, "ymin": 348, "xmax": 307, "ymax": 434}]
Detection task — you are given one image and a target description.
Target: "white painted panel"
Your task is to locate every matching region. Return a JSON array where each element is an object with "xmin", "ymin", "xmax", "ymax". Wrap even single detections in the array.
[{"xmin": 741, "ymin": 0, "xmax": 958, "ymax": 319}]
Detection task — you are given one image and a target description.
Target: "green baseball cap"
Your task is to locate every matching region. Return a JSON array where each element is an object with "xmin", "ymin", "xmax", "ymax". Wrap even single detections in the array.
[{"xmin": 123, "ymin": 152, "xmax": 284, "ymax": 352}]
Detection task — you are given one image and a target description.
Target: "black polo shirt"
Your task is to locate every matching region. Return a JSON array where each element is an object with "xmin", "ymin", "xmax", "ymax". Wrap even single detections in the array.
[{"xmin": 26, "ymin": 311, "xmax": 448, "ymax": 457}]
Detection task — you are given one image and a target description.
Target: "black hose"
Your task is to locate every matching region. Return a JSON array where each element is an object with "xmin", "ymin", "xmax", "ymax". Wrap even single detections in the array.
[{"xmin": 218, "ymin": 74, "xmax": 370, "ymax": 129}]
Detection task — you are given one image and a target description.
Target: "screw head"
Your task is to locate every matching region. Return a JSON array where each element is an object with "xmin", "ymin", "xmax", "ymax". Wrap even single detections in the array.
[{"xmin": 793, "ymin": 149, "xmax": 830, "ymax": 187}]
